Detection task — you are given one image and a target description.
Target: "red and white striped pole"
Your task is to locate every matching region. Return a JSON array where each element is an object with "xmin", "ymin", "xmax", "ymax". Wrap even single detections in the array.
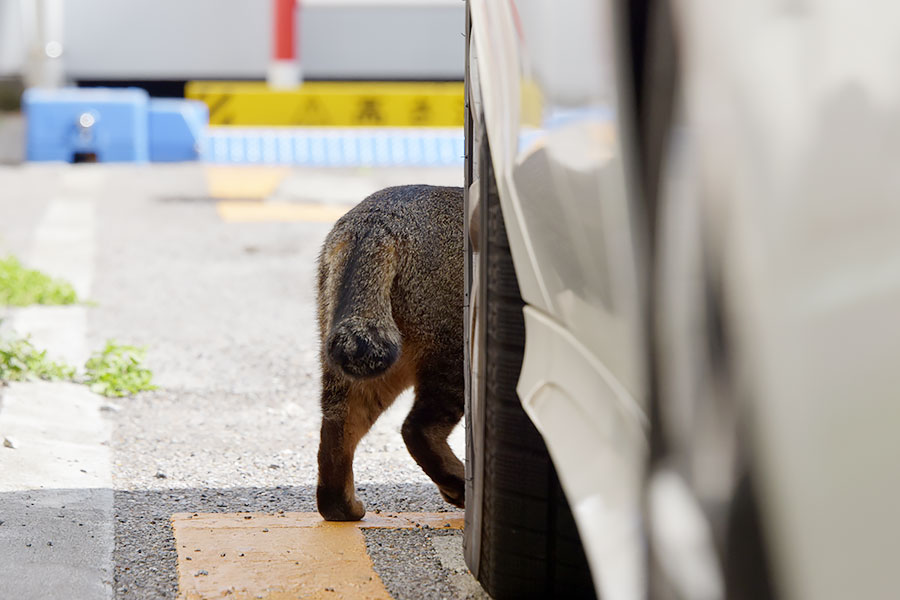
[{"xmin": 268, "ymin": 0, "xmax": 301, "ymax": 88}]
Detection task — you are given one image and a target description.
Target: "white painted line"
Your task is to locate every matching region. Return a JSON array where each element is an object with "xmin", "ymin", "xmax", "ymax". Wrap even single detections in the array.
[
  {"xmin": 13, "ymin": 305, "xmax": 89, "ymax": 373},
  {"xmin": 0, "ymin": 174, "xmax": 113, "ymax": 600},
  {"xmin": 9, "ymin": 194, "xmax": 96, "ymax": 368},
  {"xmin": 0, "ymin": 382, "xmax": 112, "ymax": 492},
  {"xmin": 28, "ymin": 198, "xmax": 95, "ymax": 300}
]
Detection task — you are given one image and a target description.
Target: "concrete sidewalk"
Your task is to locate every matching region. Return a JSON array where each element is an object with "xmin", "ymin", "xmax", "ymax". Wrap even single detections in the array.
[
  {"xmin": 0, "ymin": 382, "xmax": 115, "ymax": 600},
  {"xmin": 0, "ymin": 165, "xmax": 113, "ymax": 599}
]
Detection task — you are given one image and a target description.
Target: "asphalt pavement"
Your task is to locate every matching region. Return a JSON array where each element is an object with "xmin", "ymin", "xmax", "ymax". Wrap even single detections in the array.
[{"xmin": 0, "ymin": 162, "xmax": 487, "ymax": 599}]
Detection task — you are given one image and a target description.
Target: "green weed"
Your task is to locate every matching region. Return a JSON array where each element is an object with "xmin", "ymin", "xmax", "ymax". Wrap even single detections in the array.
[
  {"xmin": 0, "ymin": 255, "xmax": 79, "ymax": 306},
  {"xmin": 0, "ymin": 331, "xmax": 157, "ymax": 398},
  {"xmin": 0, "ymin": 335, "xmax": 76, "ymax": 382},
  {"xmin": 84, "ymin": 341, "xmax": 157, "ymax": 397}
]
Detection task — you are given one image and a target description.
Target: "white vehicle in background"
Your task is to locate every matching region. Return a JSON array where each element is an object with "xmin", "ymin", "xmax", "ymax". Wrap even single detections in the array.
[{"xmin": 463, "ymin": 1, "xmax": 900, "ymax": 600}]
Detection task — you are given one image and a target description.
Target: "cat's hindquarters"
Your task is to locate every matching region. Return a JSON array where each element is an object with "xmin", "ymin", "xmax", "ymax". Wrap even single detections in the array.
[{"xmin": 318, "ymin": 229, "xmax": 402, "ymax": 380}]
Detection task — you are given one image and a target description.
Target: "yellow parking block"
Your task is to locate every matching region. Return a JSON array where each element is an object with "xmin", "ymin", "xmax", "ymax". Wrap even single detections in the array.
[
  {"xmin": 205, "ymin": 166, "xmax": 291, "ymax": 200},
  {"xmin": 216, "ymin": 201, "xmax": 352, "ymax": 223},
  {"xmin": 186, "ymin": 81, "xmax": 464, "ymax": 127},
  {"xmin": 172, "ymin": 511, "xmax": 464, "ymax": 600}
]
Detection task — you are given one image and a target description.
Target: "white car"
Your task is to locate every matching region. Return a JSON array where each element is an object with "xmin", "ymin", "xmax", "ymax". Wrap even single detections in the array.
[
  {"xmin": 463, "ymin": 2, "xmax": 900, "ymax": 600},
  {"xmin": 463, "ymin": 1, "xmax": 647, "ymax": 598}
]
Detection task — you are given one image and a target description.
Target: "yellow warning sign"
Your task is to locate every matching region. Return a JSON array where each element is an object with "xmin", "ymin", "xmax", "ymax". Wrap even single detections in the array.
[{"xmin": 185, "ymin": 81, "xmax": 465, "ymax": 127}]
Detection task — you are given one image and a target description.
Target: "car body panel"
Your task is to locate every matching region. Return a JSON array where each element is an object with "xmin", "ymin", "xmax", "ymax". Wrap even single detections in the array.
[
  {"xmin": 469, "ymin": 1, "xmax": 649, "ymax": 597},
  {"xmin": 674, "ymin": 1, "xmax": 900, "ymax": 598},
  {"xmin": 519, "ymin": 307, "xmax": 646, "ymax": 600}
]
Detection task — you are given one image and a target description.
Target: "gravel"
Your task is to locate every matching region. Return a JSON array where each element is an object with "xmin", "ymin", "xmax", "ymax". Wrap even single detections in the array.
[{"xmin": 366, "ymin": 529, "xmax": 459, "ymax": 600}]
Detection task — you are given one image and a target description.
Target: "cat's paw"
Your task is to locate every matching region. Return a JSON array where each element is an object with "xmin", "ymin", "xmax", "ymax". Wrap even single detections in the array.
[
  {"xmin": 439, "ymin": 484, "xmax": 465, "ymax": 509},
  {"xmin": 317, "ymin": 488, "xmax": 366, "ymax": 521}
]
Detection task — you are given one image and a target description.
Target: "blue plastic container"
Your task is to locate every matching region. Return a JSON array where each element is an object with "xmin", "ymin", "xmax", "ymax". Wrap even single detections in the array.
[
  {"xmin": 148, "ymin": 99, "xmax": 208, "ymax": 162},
  {"xmin": 23, "ymin": 87, "xmax": 149, "ymax": 163}
]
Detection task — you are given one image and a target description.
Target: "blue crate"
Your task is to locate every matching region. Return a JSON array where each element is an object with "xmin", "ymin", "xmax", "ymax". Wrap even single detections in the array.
[
  {"xmin": 23, "ymin": 87, "xmax": 149, "ymax": 163},
  {"xmin": 148, "ymin": 99, "xmax": 208, "ymax": 162}
]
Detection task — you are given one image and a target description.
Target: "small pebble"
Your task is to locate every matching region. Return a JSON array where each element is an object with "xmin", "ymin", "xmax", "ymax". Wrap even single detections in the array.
[
  {"xmin": 3, "ymin": 437, "xmax": 17, "ymax": 449},
  {"xmin": 194, "ymin": 570, "xmax": 208, "ymax": 577}
]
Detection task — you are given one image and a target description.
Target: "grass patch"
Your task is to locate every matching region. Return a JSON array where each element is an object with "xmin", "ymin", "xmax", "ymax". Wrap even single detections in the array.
[
  {"xmin": 84, "ymin": 341, "xmax": 157, "ymax": 397},
  {"xmin": 0, "ymin": 331, "xmax": 156, "ymax": 397},
  {"xmin": 0, "ymin": 257, "xmax": 156, "ymax": 396},
  {"xmin": 0, "ymin": 335, "xmax": 76, "ymax": 382},
  {"xmin": 0, "ymin": 255, "xmax": 79, "ymax": 306}
]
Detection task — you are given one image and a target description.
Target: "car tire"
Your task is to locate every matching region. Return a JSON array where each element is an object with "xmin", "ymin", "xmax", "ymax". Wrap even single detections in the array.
[{"xmin": 463, "ymin": 127, "xmax": 597, "ymax": 599}]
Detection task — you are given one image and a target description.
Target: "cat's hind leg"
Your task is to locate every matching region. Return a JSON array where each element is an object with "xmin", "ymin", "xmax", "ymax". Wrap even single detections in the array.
[
  {"xmin": 318, "ymin": 369, "xmax": 389, "ymax": 520},
  {"xmin": 316, "ymin": 362, "xmax": 412, "ymax": 520},
  {"xmin": 402, "ymin": 364, "xmax": 465, "ymax": 508}
]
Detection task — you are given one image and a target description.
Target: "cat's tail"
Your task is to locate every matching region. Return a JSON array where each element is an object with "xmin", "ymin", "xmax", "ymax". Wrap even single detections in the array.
[{"xmin": 317, "ymin": 230, "xmax": 402, "ymax": 379}]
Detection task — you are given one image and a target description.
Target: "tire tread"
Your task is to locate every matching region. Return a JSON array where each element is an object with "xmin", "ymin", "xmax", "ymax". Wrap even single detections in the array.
[{"xmin": 474, "ymin": 137, "xmax": 596, "ymax": 600}]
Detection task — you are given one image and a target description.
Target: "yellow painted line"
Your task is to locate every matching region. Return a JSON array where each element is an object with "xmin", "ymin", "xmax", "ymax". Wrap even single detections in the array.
[
  {"xmin": 186, "ymin": 81, "xmax": 464, "ymax": 127},
  {"xmin": 172, "ymin": 511, "xmax": 464, "ymax": 600},
  {"xmin": 216, "ymin": 201, "xmax": 352, "ymax": 223},
  {"xmin": 205, "ymin": 166, "xmax": 291, "ymax": 200}
]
